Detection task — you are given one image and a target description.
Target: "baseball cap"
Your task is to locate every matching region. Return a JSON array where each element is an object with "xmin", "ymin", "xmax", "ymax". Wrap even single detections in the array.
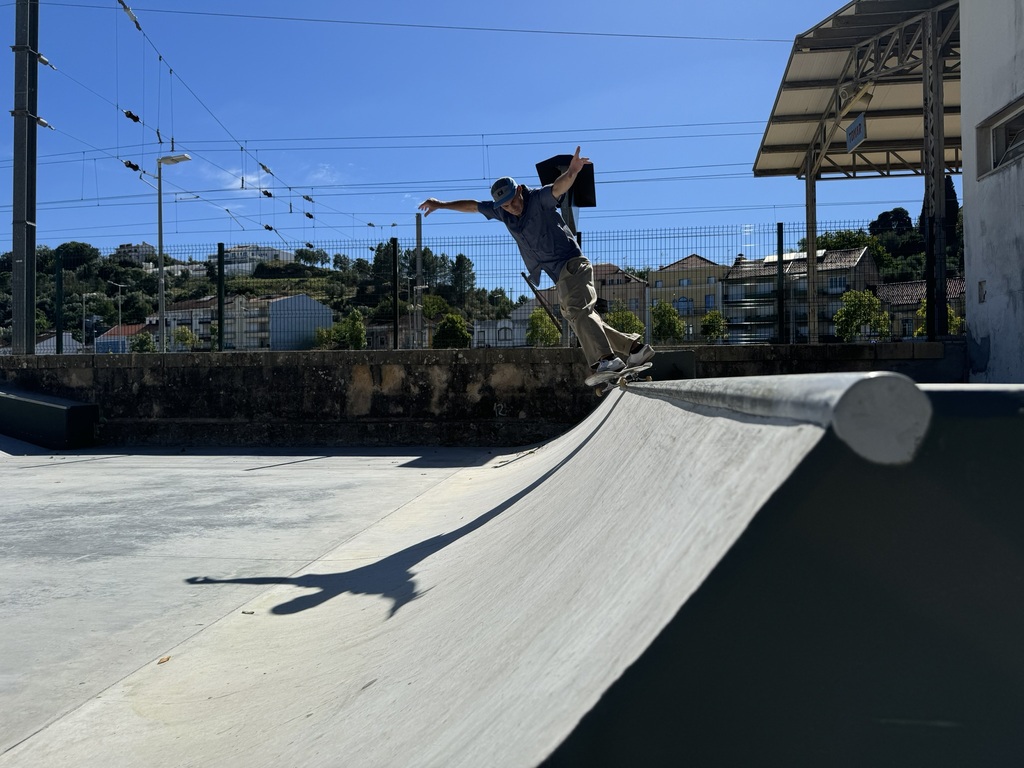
[{"xmin": 490, "ymin": 177, "xmax": 517, "ymax": 207}]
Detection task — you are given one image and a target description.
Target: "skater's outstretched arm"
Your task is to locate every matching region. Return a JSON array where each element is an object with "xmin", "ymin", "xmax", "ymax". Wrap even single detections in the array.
[
  {"xmin": 418, "ymin": 198, "xmax": 480, "ymax": 216},
  {"xmin": 550, "ymin": 145, "xmax": 591, "ymax": 200}
]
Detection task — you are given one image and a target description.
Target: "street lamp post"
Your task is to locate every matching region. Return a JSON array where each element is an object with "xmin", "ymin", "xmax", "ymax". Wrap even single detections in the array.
[
  {"xmin": 157, "ymin": 153, "xmax": 191, "ymax": 352},
  {"xmin": 81, "ymin": 292, "xmax": 99, "ymax": 353},
  {"xmin": 109, "ymin": 280, "xmax": 126, "ymax": 352}
]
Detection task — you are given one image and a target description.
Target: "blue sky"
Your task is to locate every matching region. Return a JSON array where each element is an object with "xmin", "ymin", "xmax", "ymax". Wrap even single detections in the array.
[{"xmin": 0, "ymin": 1, "xmax": 955, "ymax": 255}]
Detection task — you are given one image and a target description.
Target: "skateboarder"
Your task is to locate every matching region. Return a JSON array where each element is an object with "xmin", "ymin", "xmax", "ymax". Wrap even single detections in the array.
[{"xmin": 418, "ymin": 146, "xmax": 654, "ymax": 381}]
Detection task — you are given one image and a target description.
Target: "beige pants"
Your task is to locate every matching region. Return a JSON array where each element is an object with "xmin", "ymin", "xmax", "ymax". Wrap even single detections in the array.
[{"xmin": 556, "ymin": 257, "xmax": 640, "ymax": 368}]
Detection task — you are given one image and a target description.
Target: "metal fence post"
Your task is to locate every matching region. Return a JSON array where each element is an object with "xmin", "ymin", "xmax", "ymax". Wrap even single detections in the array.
[
  {"xmin": 776, "ymin": 222, "xmax": 786, "ymax": 343},
  {"xmin": 217, "ymin": 243, "xmax": 225, "ymax": 352},
  {"xmin": 391, "ymin": 237, "xmax": 400, "ymax": 349}
]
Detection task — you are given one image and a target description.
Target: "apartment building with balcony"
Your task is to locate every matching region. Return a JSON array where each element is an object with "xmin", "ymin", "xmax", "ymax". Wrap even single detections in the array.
[
  {"xmin": 722, "ymin": 247, "xmax": 880, "ymax": 343},
  {"xmin": 156, "ymin": 294, "xmax": 332, "ymax": 351}
]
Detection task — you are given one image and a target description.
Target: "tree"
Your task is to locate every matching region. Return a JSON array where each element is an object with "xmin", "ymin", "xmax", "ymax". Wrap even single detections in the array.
[
  {"xmin": 332, "ymin": 253, "xmax": 352, "ymax": 272},
  {"xmin": 833, "ymin": 290, "xmax": 890, "ymax": 342},
  {"xmin": 486, "ymin": 287, "xmax": 514, "ymax": 319},
  {"xmin": 339, "ymin": 310, "xmax": 367, "ymax": 349},
  {"xmin": 432, "ymin": 313, "xmax": 472, "ymax": 348},
  {"xmin": 53, "ymin": 241, "xmax": 101, "ymax": 271},
  {"xmin": 129, "ymin": 332, "xmax": 157, "ymax": 353},
  {"xmin": 172, "ymin": 325, "xmax": 199, "ymax": 351},
  {"xmin": 869, "ymin": 207, "xmax": 914, "ymax": 238},
  {"xmin": 314, "ymin": 311, "xmax": 368, "ymax": 349},
  {"xmin": 605, "ymin": 300, "xmax": 645, "ymax": 336},
  {"xmin": 526, "ymin": 307, "xmax": 560, "ymax": 347},
  {"xmin": 295, "ymin": 247, "xmax": 329, "ymax": 268},
  {"xmin": 421, "ymin": 293, "xmax": 451, "ymax": 320},
  {"xmin": 450, "ymin": 254, "xmax": 476, "ymax": 307},
  {"xmin": 914, "ymin": 299, "xmax": 963, "ymax": 337},
  {"xmin": 652, "ymin": 300, "xmax": 684, "ymax": 343},
  {"xmin": 700, "ymin": 309, "xmax": 728, "ymax": 343}
]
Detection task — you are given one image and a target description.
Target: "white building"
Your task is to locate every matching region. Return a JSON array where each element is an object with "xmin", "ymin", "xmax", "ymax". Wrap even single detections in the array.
[
  {"xmin": 155, "ymin": 294, "xmax": 333, "ymax": 351},
  {"xmin": 472, "ymin": 300, "xmax": 562, "ymax": 348},
  {"xmin": 112, "ymin": 242, "xmax": 156, "ymax": 264},
  {"xmin": 961, "ymin": 0, "xmax": 1024, "ymax": 382},
  {"xmin": 213, "ymin": 245, "xmax": 296, "ymax": 277}
]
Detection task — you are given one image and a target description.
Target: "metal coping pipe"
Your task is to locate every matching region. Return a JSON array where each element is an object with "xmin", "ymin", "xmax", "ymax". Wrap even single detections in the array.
[{"xmin": 635, "ymin": 371, "xmax": 933, "ymax": 466}]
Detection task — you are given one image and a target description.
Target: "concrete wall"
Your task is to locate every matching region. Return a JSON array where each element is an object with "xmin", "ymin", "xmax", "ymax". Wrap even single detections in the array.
[
  {"xmin": 961, "ymin": 0, "xmax": 1024, "ymax": 382},
  {"xmin": 0, "ymin": 348, "xmax": 594, "ymax": 448},
  {"xmin": 0, "ymin": 343, "xmax": 964, "ymax": 448}
]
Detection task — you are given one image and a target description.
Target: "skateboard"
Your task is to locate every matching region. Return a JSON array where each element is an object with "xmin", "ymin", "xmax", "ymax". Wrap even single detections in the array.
[{"xmin": 586, "ymin": 362, "xmax": 653, "ymax": 397}]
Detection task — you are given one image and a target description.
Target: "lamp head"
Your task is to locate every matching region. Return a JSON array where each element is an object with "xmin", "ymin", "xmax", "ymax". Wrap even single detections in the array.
[{"xmin": 158, "ymin": 153, "xmax": 192, "ymax": 166}]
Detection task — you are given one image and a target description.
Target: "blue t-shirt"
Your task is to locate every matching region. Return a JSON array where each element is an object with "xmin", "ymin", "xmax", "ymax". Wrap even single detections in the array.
[{"xmin": 478, "ymin": 184, "xmax": 582, "ymax": 285}]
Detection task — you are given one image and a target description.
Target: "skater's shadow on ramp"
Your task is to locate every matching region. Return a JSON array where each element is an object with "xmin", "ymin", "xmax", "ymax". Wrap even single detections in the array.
[
  {"xmin": 186, "ymin": 400, "xmax": 619, "ymax": 616},
  {"xmin": 188, "ymin": 524, "xmax": 474, "ymax": 616}
]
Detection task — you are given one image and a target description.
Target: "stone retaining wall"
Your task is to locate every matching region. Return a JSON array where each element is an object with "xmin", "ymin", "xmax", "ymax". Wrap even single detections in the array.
[{"xmin": 0, "ymin": 342, "xmax": 965, "ymax": 448}]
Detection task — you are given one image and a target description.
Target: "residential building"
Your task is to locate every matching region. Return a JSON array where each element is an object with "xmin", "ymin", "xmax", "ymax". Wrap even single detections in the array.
[
  {"xmin": 472, "ymin": 300, "xmax": 549, "ymax": 348},
  {"xmin": 212, "ymin": 245, "xmax": 295, "ymax": 277},
  {"xmin": 95, "ymin": 323, "xmax": 154, "ymax": 353},
  {"xmin": 590, "ymin": 262, "xmax": 647, "ymax": 317},
  {"xmin": 722, "ymin": 248, "xmax": 880, "ymax": 343},
  {"xmin": 876, "ymin": 277, "xmax": 967, "ymax": 340},
  {"xmin": 154, "ymin": 293, "xmax": 332, "ymax": 351},
  {"xmin": 0, "ymin": 332, "xmax": 84, "ymax": 356},
  {"xmin": 265, "ymin": 295, "xmax": 334, "ymax": 350},
  {"xmin": 366, "ymin": 313, "xmax": 436, "ymax": 350},
  {"xmin": 650, "ymin": 254, "xmax": 729, "ymax": 340},
  {"xmin": 112, "ymin": 242, "xmax": 156, "ymax": 264}
]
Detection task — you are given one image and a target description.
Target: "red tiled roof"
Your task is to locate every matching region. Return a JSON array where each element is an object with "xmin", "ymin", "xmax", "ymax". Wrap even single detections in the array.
[{"xmin": 876, "ymin": 277, "xmax": 966, "ymax": 307}]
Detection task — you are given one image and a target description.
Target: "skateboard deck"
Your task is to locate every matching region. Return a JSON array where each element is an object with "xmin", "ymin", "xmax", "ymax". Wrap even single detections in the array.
[{"xmin": 586, "ymin": 362, "xmax": 653, "ymax": 396}]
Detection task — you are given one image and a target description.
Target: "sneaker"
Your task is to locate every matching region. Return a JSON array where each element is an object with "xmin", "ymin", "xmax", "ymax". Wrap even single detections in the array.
[
  {"xmin": 626, "ymin": 343, "xmax": 656, "ymax": 368},
  {"xmin": 585, "ymin": 356, "xmax": 626, "ymax": 386},
  {"xmin": 594, "ymin": 356, "xmax": 626, "ymax": 374}
]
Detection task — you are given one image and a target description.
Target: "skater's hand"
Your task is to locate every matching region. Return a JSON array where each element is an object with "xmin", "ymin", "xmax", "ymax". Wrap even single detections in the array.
[
  {"xmin": 418, "ymin": 198, "xmax": 443, "ymax": 216},
  {"xmin": 568, "ymin": 146, "xmax": 591, "ymax": 175},
  {"xmin": 552, "ymin": 147, "xmax": 591, "ymax": 199}
]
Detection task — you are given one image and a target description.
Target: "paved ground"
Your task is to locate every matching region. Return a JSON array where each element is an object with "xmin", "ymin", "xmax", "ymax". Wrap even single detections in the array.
[
  {"xmin": 2, "ymin": 373, "xmax": 1020, "ymax": 767},
  {"xmin": 1, "ymin": 436, "xmax": 507, "ymax": 761}
]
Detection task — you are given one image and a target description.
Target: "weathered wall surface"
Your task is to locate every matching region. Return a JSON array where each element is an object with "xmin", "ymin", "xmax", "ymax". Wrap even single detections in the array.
[
  {"xmin": 0, "ymin": 348, "xmax": 593, "ymax": 447},
  {"xmin": 961, "ymin": 0, "xmax": 1024, "ymax": 383},
  {"xmin": 0, "ymin": 342, "xmax": 964, "ymax": 448}
]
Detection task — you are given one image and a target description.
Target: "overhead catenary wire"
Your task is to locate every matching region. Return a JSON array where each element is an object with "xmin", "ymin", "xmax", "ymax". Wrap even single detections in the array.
[
  {"xmin": 42, "ymin": 0, "xmax": 355, "ymax": 241},
  {"xmin": 3, "ymin": 4, "xmax": 931, "ymax": 251},
  {"xmin": 51, "ymin": 4, "xmax": 794, "ymax": 44}
]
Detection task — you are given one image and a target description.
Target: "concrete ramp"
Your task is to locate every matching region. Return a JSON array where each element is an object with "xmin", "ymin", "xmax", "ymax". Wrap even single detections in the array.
[{"xmin": 3, "ymin": 373, "xmax": 1022, "ymax": 767}]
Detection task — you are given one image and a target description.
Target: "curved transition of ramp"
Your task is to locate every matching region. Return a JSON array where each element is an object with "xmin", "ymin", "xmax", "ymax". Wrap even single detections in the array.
[{"xmin": 3, "ymin": 373, "xmax": 1023, "ymax": 767}]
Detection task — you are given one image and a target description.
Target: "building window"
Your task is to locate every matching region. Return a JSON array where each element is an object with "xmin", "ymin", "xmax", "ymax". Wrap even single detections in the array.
[
  {"xmin": 654, "ymin": 280, "xmax": 663, "ymax": 288},
  {"xmin": 705, "ymin": 294, "xmax": 715, "ymax": 310},
  {"xmin": 828, "ymin": 276, "xmax": 848, "ymax": 294},
  {"xmin": 679, "ymin": 278, "xmax": 691, "ymax": 287},
  {"xmin": 706, "ymin": 276, "xmax": 716, "ymax": 285},
  {"xmin": 674, "ymin": 296, "xmax": 694, "ymax": 314},
  {"xmin": 978, "ymin": 95, "xmax": 1024, "ymax": 175}
]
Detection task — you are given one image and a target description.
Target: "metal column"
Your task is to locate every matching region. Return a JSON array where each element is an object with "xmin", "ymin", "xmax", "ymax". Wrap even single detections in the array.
[
  {"xmin": 922, "ymin": 10, "xmax": 949, "ymax": 339},
  {"xmin": 11, "ymin": 0, "xmax": 40, "ymax": 355},
  {"xmin": 805, "ymin": 154, "xmax": 818, "ymax": 344}
]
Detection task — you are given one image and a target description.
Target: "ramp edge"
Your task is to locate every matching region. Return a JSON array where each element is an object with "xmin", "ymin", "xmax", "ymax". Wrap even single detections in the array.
[{"xmin": 635, "ymin": 372, "xmax": 932, "ymax": 465}]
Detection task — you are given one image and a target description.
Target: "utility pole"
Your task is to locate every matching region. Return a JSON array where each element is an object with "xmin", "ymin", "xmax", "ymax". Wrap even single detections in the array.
[{"xmin": 11, "ymin": 0, "xmax": 40, "ymax": 355}]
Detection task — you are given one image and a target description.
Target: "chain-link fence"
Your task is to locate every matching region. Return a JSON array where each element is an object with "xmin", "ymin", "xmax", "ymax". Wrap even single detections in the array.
[{"xmin": 6, "ymin": 220, "xmax": 964, "ymax": 354}]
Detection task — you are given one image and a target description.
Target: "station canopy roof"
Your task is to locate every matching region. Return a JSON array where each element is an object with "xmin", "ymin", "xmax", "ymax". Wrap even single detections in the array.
[{"xmin": 753, "ymin": 0, "xmax": 960, "ymax": 180}]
